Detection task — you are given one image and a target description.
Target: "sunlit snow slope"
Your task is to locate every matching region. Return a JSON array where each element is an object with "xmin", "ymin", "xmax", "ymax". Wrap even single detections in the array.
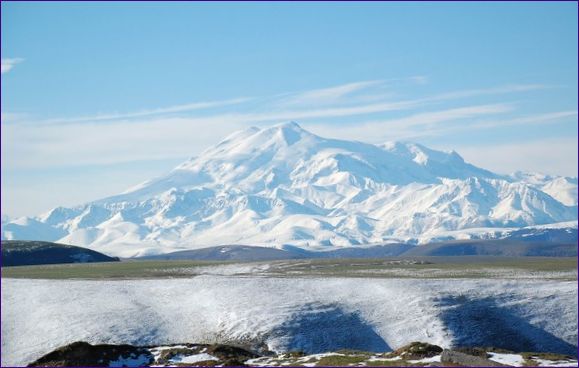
[
  {"xmin": 3, "ymin": 122, "xmax": 577, "ymax": 257},
  {"xmin": 1, "ymin": 277, "xmax": 577, "ymax": 366}
]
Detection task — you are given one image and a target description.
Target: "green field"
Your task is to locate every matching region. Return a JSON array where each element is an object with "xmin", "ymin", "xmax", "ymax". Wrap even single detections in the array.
[
  {"xmin": 0, "ymin": 260, "xmax": 227, "ymax": 279},
  {"xmin": 2, "ymin": 256, "xmax": 577, "ymax": 280},
  {"xmin": 264, "ymin": 257, "xmax": 578, "ymax": 280}
]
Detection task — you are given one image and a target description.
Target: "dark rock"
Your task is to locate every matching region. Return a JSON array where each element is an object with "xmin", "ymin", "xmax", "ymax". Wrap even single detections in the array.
[
  {"xmin": 441, "ymin": 349, "xmax": 506, "ymax": 366},
  {"xmin": 394, "ymin": 341, "xmax": 443, "ymax": 359},
  {"xmin": 206, "ymin": 344, "xmax": 260, "ymax": 363},
  {"xmin": 27, "ymin": 341, "xmax": 153, "ymax": 367},
  {"xmin": 453, "ymin": 346, "xmax": 490, "ymax": 358},
  {"xmin": 155, "ymin": 346, "xmax": 203, "ymax": 365}
]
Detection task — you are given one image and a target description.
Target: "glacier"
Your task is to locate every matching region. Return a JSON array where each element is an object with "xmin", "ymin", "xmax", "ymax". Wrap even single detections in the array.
[{"xmin": 2, "ymin": 122, "xmax": 577, "ymax": 257}]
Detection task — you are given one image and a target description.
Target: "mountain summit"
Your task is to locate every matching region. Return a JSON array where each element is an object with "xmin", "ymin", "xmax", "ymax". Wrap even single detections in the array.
[{"xmin": 3, "ymin": 122, "xmax": 577, "ymax": 257}]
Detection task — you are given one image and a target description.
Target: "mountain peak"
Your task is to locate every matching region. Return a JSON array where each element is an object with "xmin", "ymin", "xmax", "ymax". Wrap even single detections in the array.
[
  {"xmin": 242, "ymin": 121, "xmax": 315, "ymax": 147},
  {"xmin": 215, "ymin": 122, "xmax": 310, "ymax": 148},
  {"xmin": 275, "ymin": 121, "xmax": 303, "ymax": 130},
  {"xmin": 268, "ymin": 121, "xmax": 308, "ymax": 135},
  {"xmin": 381, "ymin": 141, "xmax": 464, "ymax": 166}
]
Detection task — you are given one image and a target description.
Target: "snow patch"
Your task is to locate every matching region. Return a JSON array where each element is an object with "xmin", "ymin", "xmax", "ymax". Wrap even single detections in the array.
[{"xmin": 488, "ymin": 352, "xmax": 526, "ymax": 366}]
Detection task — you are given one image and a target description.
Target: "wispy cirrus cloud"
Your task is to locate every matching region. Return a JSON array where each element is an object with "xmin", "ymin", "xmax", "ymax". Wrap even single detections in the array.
[
  {"xmin": 1, "ymin": 58, "xmax": 23, "ymax": 74},
  {"xmin": 5, "ymin": 75, "xmax": 548, "ymax": 127},
  {"xmin": 381, "ymin": 110, "xmax": 579, "ymax": 141},
  {"xmin": 425, "ymin": 84, "xmax": 548, "ymax": 102},
  {"xmin": 0, "ymin": 103, "xmax": 528, "ymax": 169},
  {"xmin": 2, "ymin": 79, "xmax": 569, "ymax": 173},
  {"xmin": 311, "ymin": 104, "xmax": 578, "ymax": 143},
  {"xmin": 308, "ymin": 103, "xmax": 516, "ymax": 142},
  {"xmin": 371, "ymin": 103, "xmax": 514, "ymax": 129},
  {"xmin": 276, "ymin": 76, "xmax": 429, "ymax": 107},
  {"xmin": 14, "ymin": 81, "xmax": 546, "ymax": 128},
  {"xmin": 13, "ymin": 97, "xmax": 423, "ymax": 128},
  {"xmin": 8, "ymin": 78, "xmax": 423, "ymax": 127},
  {"xmin": 468, "ymin": 110, "xmax": 578, "ymax": 130},
  {"xmin": 268, "ymin": 81, "xmax": 547, "ymax": 121},
  {"xmin": 37, "ymin": 97, "xmax": 252, "ymax": 124},
  {"xmin": 279, "ymin": 79, "xmax": 386, "ymax": 107},
  {"xmin": 409, "ymin": 75, "xmax": 429, "ymax": 85}
]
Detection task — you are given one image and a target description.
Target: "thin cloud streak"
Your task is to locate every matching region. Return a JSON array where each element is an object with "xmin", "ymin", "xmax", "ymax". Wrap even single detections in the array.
[
  {"xmin": 6, "ymin": 81, "xmax": 547, "ymax": 128},
  {"xmin": 22, "ymin": 97, "xmax": 253, "ymax": 125},
  {"xmin": 276, "ymin": 76, "xmax": 429, "ymax": 107},
  {"xmin": 2, "ymin": 80, "xmax": 570, "ymax": 173},
  {"xmin": 425, "ymin": 84, "xmax": 548, "ymax": 102},
  {"xmin": 70, "ymin": 97, "xmax": 251, "ymax": 122},
  {"xmin": 280, "ymin": 80, "xmax": 385, "ymax": 106},
  {"xmin": 0, "ymin": 103, "xmax": 516, "ymax": 169},
  {"xmin": 469, "ymin": 110, "xmax": 578, "ymax": 130},
  {"xmin": 393, "ymin": 110, "xmax": 579, "ymax": 141},
  {"xmin": 308, "ymin": 103, "xmax": 515, "ymax": 142},
  {"xmin": 12, "ymin": 94, "xmax": 426, "ymax": 128},
  {"xmin": 1, "ymin": 58, "xmax": 23, "ymax": 74}
]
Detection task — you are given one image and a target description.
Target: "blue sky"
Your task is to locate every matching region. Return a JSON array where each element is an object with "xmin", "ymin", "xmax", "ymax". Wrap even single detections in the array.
[{"xmin": 1, "ymin": 2, "xmax": 578, "ymax": 217}]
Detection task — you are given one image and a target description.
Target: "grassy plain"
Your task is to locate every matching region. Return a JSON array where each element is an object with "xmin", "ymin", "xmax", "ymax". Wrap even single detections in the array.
[{"xmin": 2, "ymin": 256, "xmax": 576, "ymax": 280}]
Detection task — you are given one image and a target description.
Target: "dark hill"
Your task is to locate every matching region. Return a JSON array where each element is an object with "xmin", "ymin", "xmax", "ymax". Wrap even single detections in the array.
[
  {"xmin": 1, "ymin": 240, "xmax": 119, "ymax": 267},
  {"xmin": 401, "ymin": 240, "xmax": 578, "ymax": 257},
  {"xmin": 138, "ymin": 240, "xmax": 576, "ymax": 262},
  {"xmin": 138, "ymin": 245, "xmax": 305, "ymax": 261}
]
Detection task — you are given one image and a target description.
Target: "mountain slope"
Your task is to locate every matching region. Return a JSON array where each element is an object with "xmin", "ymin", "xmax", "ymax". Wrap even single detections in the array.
[
  {"xmin": 509, "ymin": 171, "xmax": 578, "ymax": 206},
  {"xmin": 2, "ymin": 122, "xmax": 577, "ymax": 257}
]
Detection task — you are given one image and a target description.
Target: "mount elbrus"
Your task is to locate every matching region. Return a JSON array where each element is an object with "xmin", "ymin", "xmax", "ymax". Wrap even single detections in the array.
[{"xmin": 3, "ymin": 122, "xmax": 577, "ymax": 257}]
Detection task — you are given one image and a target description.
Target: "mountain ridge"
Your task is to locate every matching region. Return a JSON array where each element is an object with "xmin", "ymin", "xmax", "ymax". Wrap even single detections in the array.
[{"xmin": 3, "ymin": 122, "xmax": 577, "ymax": 257}]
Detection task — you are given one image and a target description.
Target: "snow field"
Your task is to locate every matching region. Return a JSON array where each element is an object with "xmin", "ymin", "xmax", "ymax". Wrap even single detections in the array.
[{"xmin": 1, "ymin": 276, "xmax": 576, "ymax": 366}]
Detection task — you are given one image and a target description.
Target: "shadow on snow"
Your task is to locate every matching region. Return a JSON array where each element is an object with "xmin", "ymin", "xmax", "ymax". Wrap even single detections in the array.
[
  {"xmin": 267, "ymin": 303, "xmax": 390, "ymax": 354},
  {"xmin": 438, "ymin": 296, "xmax": 577, "ymax": 357}
]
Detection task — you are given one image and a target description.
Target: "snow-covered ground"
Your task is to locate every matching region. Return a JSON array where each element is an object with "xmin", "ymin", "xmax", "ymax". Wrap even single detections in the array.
[
  {"xmin": 1, "ymin": 276, "xmax": 577, "ymax": 366},
  {"xmin": 249, "ymin": 352, "xmax": 578, "ymax": 367},
  {"xmin": 156, "ymin": 262, "xmax": 578, "ymax": 280}
]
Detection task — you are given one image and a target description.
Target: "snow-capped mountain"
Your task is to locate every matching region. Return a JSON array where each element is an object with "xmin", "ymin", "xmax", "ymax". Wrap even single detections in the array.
[
  {"xmin": 508, "ymin": 171, "xmax": 578, "ymax": 206},
  {"xmin": 2, "ymin": 122, "xmax": 577, "ymax": 257}
]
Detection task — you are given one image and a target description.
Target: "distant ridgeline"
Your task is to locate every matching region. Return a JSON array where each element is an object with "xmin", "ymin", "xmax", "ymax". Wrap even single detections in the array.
[
  {"xmin": 140, "ymin": 239, "xmax": 578, "ymax": 261},
  {"xmin": 1, "ymin": 240, "xmax": 119, "ymax": 267}
]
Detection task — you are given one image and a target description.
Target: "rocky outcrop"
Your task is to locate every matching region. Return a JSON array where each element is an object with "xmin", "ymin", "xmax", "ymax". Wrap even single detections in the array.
[
  {"xmin": 394, "ymin": 341, "xmax": 444, "ymax": 359},
  {"xmin": 27, "ymin": 341, "xmax": 579, "ymax": 367},
  {"xmin": 27, "ymin": 341, "xmax": 152, "ymax": 367},
  {"xmin": 28, "ymin": 342, "xmax": 260, "ymax": 367},
  {"xmin": 441, "ymin": 349, "xmax": 506, "ymax": 366}
]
